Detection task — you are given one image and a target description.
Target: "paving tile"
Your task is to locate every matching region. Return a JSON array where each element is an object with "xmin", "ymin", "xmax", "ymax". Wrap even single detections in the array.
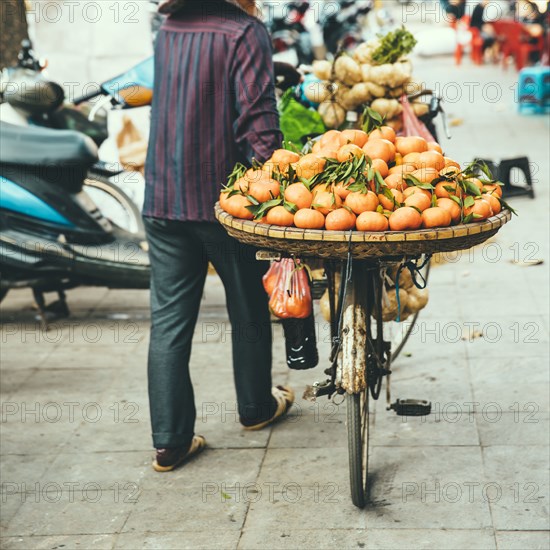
[
  {"xmin": 477, "ymin": 412, "xmax": 550, "ymax": 447},
  {"xmin": 256, "ymin": 447, "xmax": 349, "ymax": 489},
  {"xmin": 0, "ymin": 535, "xmax": 115, "ymax": 550},
  {"xmin": 238, "ymin": 528, "xmax": 368, "ymax": 550},
  {"xmin": 470, "ymin": 356, "xmax": 550, "ymax": 412},
  {"xmin": 122, "ymin": 487, "xmax": 247, "ymax": 533},
  {"xmin": 363, "ymin": 528, "xmax": 497, "ymax": 550},
  {"xmin": 495, "ymin": 530, "xmax": 550, "ymax": 550},
  {"xmin": 3, "ymin": 491, "xmax": 131, "ymax": 536},
  {"xmin": 0, "ymin": 416, "xmax": 78, "ymax": 456},
  {"xmin": 38, "ymin": 451, "xmax": 149, "ymax": 490},
  {"xmin": 62, "ymin": 414, "xmax": 151, "ymax": 454},
  {"xmin": 139, "ymin": 449, "xmax": 264, "ymax": 490},
  {"xmin": 6, "ymin": 368, "xmax": 117, "ymax": 401},
  {"xmin": 371, "ymin": 411, "xmax": 480, "ymax": 447},
  {"xmin": 243, "ymin": 489, "xmax": 366, "ymax": 530},
  {"xmin": 365, "ymin": 446, "xmax": 493, "ymax": 529},
  {"xmin": 481, "ymin": 446, "xmax": 549, "ymax": 530},
  {"xmin": 268, "ymin": 410, "xmax": 347, "ymax": 448},
  {"xmin": 114, "ymin": 531, "xmax": 240, "ymax": 550},
  {"xmin": 0, "ymin": 369, "xmax": 35, "ymax": 399},
  {"xmin": 0, "ymin": 454, "xmax": 54, "ymax": 489},
  {"xmin": 388, "ymin": 352, "xmax": 474, "ymax": 404}
]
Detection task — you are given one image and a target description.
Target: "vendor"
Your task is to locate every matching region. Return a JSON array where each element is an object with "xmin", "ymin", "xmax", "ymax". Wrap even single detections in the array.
[
  {"xmin": 470, "ymin": 0, "xmax": 500, "ymax": 62},
  {"xmin": 143, "ymin": 0, "xmax": 294, "ymax": 473}
]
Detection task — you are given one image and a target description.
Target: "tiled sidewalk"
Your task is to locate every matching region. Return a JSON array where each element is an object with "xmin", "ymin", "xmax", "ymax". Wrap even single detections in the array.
[{"xmin": 1, "ymin": 48, "xmax": 549, "ymax": 550}]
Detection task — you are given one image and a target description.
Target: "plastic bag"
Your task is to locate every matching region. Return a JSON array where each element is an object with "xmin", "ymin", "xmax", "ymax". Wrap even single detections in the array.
[
  {"xmin": 116, "ymin": 115, "xmax": 148, "ymax": 174},
  {"xmin": 279, "ymin": 89, "xmax": 326, "ymax": 146},
  {"xmin": 267, "ymin": 259, "xmax": 312, "ymax": 319},
  {"xmin": 400, "ymin": 95, "xmax": 436, "ymax": 143}
]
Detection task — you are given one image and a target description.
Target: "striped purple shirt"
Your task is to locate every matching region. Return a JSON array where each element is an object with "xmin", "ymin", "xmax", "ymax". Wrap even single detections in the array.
[{"xmin": 143, "ymin": 1, "xmax": 283, "ymax": 222}]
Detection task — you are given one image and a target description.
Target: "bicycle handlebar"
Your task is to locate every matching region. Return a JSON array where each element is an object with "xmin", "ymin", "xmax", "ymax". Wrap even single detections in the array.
[{"xmin": 73, "ymin": 88, "xmax": 105, "ymax": 105}]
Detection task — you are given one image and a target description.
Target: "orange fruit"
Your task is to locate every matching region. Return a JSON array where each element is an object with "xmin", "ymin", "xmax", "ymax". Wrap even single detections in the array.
[
  {"xmin": 337, "ymin": 143, "xmax": 365, "ymax": 163},
  {"xmin": 463, "ymin": 178, "xmax": 483, "ymax": 194},
  {"xmin": 248, "ymin": 178, "xmax": 281, "ymax": 203},
  {"xmin": 435, "ymin": 181, "xmax": 462, "ymax": 199},
  {"xmin": 371, "ymin": 158, "xmax": 389, "ymax": 178},
  {"xmin": 411, "ymin": 167, "xmax": 440, "ymax": 184},
  {"xmin": 444, "ymin": 157, "xmax": 461, "ymax": 170},
  {"xmin": 378, "ymin": 189, "xmax": 404, "ymax": 211},
  {"xmin": 363, "ymin": 139, "xmax": 395, "ymax": 164},
  {"xmin": 320, "ymin": 130, "xmax": 347, "ymax": 149},
  {"xmin": 325, "ymin": 208, "xmax": 357, "ymax": 231},
  {"xmin": 266, "ymin": 205, "xmax": 294, "ymax": 226},
  {"xmin": 294, "ymin": 208, "xmax": 325, "ymax": 229},
  {"xmin": 224, "ymin": 194, "xmax": 254, "ymax": 220},
  {"xmin": 384, "ymin": 173, "xmax": 407, "ymax": 191},
  {"xmin": 416, "ymin": 151, "xmax": 446, "ymax": 171},
  {"xmin": 395, "ymin": 136, "xmax": 428, "ymax": 156},
  {"xmin": 463, "ymin": 198, "xmax": 493, "ymax": 221},
  {"xmin": 344, "ymin": 190, "xmax": 379, "ymax": 215},
  {"xmin": 427, "ymin": 141, "xmax": 443, "ymax": 154},
  {"xmin": 233, "ymin": 176, "xmax": 249, "ymax": 193},
  {"xmin": 295, "ymin": 154, "xmax": 326, "ymax": 180},
  {"xmin": 388, "ymin": 206, "xmax": 422, "ymax": 231},
  {"xmin": 356, "ymin": 211, "xmax": 389, "ymax": 232},
  {"xmin": 482, "ymin": 183, "xmax": 503, "ymax": 198},
  {"xmin": 403, "ymin": 186, "xmax": 431, "ymax": 200},
  {"xmin": 334, "ymin": 180, "xmax": 353, "ymax": 200},
  {"xmin": 284, "ymin": 183, "xmax": 313, "ymax": 210},
  {"xmin": 312, "ymin": 190, "xmax": 342, "ymax": 215},
  {"xmin": 341, "ymin": 129, "xmax": 369, "ymax": 147},
  {"xmin": 368, "ymin": 125, "xmax": 396, "ymax": 143},
  {"xmin": 271, "ymin": 149, "xmax": 301, "ymax": 173},
  {"xmin": 312, "ymin": 141, "xmax": 323, "ymax": 154},
  {"xmin": 404, "ymin": 192, "xmax": 432, "ymax": 212},
  {"xmin": 318, "ymin": 148, "xmax": 338, "ymax": 160},
  {"xmin": 436, "ymin": 197, "xmax": 461, "ymax": 224},
  {"xmin": 421, "ymin": 206, "xmax": 452, "ymax": 228},
  {"xmin": 481, "ymin": 193, "xmax": 501, "ymax": 214},
  {"xmin": 402, "ymin": 152, "xmax": 421, "ymax": 166},
  {"xmin": 439, "ymin": 165, "xmax": 461, "ymax": 178},
  {"xmin": 389, "ymin": 163, "xmax": 416, "ymax": 176}
]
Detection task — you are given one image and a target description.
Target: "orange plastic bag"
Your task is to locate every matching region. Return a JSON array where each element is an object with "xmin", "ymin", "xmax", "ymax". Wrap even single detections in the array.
[{"xmin": 267, "ymin": 259, "xmax": 312, "ymax": 319}]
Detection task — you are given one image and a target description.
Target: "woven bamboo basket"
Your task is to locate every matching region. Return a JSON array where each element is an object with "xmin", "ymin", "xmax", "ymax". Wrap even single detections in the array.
[{"xmin": 215, "ymin": 204, "xmax": 511, "ymax": 260}]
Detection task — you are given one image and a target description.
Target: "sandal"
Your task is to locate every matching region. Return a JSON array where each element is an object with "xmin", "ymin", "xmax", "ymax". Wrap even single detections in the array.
[
  {"xmin": 152, "ymin": 435, "xmax": 206, "ymax": 472},
  {"xmin": 242, "ymin": 386, "xmax": 295, "ymax": 431}
]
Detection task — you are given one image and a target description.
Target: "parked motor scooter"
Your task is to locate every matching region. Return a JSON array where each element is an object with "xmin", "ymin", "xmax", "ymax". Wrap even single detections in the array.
[
  {"xmin": 268, "ymin": 1, "xmax": 314, "ymax": 67},
  {"xmin": 322, "ymin": 0, "xmax": 373, "ymax": 55},
  {"xmin": 0, "ymin": 53, "xmax": 155, "ymax": 323},
  {"xmin": 0, "ymin": 41, "xmax": 149, "ymax": 235}
]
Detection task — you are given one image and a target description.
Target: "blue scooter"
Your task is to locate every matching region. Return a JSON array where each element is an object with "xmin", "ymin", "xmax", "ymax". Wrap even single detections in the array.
[{"xmin": 0, "ymin": 50, "xmax": 154, "ymax": 323}]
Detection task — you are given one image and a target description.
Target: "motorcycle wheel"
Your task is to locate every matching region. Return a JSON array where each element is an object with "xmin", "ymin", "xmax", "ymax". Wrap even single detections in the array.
[{"xmin": 83, "ymin": 177, "xmax": 145, "ymax": 236}]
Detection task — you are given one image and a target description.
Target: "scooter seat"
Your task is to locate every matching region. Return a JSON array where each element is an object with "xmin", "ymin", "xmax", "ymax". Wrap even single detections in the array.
[
  {"xmin": 0, "ymin": 122, "xmax": 98, "ymax": 167},
  {"xmin": 0, "ymin": 122, "xmax": 98, "ymax": 192}
]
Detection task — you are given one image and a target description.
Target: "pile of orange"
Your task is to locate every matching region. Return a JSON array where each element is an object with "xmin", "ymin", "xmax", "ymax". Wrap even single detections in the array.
[{"xmin": 219, "ymin": 127, "xmax": 504, "ymax": 232}]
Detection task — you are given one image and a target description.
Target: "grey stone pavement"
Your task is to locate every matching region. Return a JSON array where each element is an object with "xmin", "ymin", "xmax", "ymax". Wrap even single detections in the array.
[{"xmin": 1, "ymin": 25, "xmax": 550, "ymax": 550}]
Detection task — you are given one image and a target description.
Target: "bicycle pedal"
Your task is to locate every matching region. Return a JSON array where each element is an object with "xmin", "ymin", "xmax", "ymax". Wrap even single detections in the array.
[{"xmin": 389, "ymin": 399, "xmax": 431, "ymax": 416}]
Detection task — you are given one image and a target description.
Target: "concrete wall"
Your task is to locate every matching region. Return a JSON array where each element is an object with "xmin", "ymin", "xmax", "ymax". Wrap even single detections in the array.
[{"xmin": 27, "ymin": 0, "xmax": 154, "ymax": 98}]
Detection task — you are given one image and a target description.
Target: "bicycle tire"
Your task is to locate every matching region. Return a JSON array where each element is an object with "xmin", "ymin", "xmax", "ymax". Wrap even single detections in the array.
[
  {"xmin": 83, "ymin": 177, "xmax": 145, "ymax": 236},
  {"xmin": 347, "ymin": 390, "xmax": 369, "ymax": 508},
  {"xmin": 343, "ymin": 261, "xmax": 372, "ymax": 508}
]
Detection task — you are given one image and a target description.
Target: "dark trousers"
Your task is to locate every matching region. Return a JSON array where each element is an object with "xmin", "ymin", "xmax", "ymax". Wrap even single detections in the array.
[{"xmin": 144, "ymin": 218, "xmax": 276, "ymax": 449}]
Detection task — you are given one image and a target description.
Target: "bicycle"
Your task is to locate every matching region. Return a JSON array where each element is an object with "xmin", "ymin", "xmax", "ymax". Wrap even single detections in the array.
[{"xmin": 215, "ymin": 203, "xmax": 511, "ymax": 507}]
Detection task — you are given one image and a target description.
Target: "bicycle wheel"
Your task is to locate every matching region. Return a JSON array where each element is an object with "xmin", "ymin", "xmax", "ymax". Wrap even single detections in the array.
[
  {"xmin": 342, "ymin": 261, "xmax": 372, "ymax": 508},
  {"xmin": 347, "ymin": 390, "xmax": 369, "ymax": 508},
  {"xmin": 83, "ymin": 177, "xmax": 145, "ymax": 236}
]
